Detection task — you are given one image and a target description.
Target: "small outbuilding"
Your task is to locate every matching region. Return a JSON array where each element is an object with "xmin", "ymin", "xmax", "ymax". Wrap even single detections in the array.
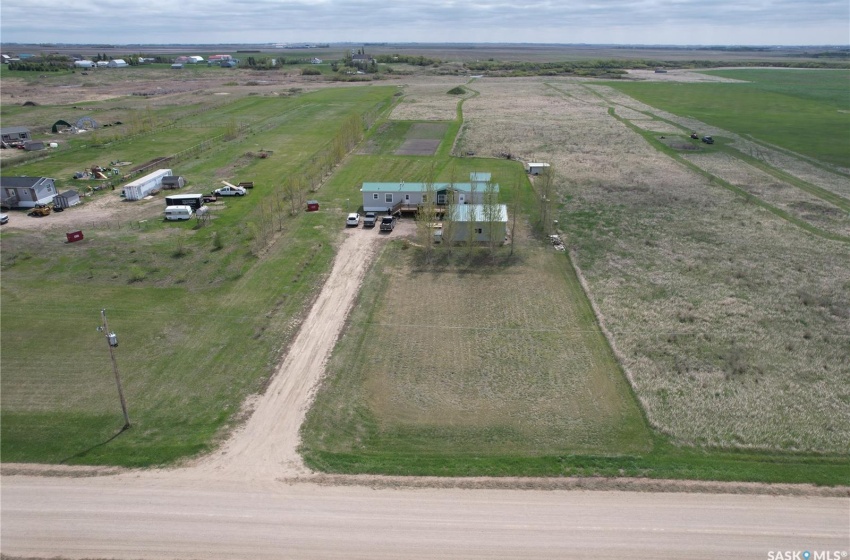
[
  {"xmin": 527, "ymin": 162, "xmax": 551, "ymax": 175},
  {"xmin": 54, "ymin": 189, "xmax": 82, "ymax": 209},
  {"xmin": 171, "ymin": 63, "xmax": 183, "ymax": 69},
  {"xmin": 23, "ymin": 140, "xmax": 45, "ymax": 151},
  {"xmin": 74, "ymin": 60, "xmax": 95, "ymax": 68},
  {"xmin": 161, "ymin": 175, "xmax": 186, "ymax": 189},
  {"xmin": 107, "ymin": 59, "xmax": 128, "ymax": 68}
]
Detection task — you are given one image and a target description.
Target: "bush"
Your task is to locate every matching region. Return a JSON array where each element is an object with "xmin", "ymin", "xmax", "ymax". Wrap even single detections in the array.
[
  {"xmin": 447, "ymin": 86, "xmax": 467, "ymax": 95},
  {"xmin": 301, "ymin": 67, "xmax": 321, "ymax": 76}
]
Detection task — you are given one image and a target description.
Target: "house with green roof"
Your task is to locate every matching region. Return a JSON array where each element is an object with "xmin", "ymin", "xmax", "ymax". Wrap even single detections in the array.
[{"xmin": 360, "ymin": 172, "xmax": 498, "ymax": 213}]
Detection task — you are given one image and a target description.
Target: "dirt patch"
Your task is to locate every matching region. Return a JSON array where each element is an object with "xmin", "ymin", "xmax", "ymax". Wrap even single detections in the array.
[{"xmin": 395, "ymin": 138, "xmax": 441, "ymax": 155}]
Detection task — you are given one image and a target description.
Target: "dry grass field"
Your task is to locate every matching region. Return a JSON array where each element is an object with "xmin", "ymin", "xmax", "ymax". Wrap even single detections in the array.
[
  {"xmin": 458, "ymin": 77, "xmax": 850, "ymax": 452},
  {"xmin": 389, "ymin": 77, "xmax": 473, "ymax": 121}
]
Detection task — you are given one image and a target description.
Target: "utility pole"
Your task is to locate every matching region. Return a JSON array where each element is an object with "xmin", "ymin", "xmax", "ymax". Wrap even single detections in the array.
[{"xmin": 99, "ymin": 309, "xmax": 130, "ymax": 429}]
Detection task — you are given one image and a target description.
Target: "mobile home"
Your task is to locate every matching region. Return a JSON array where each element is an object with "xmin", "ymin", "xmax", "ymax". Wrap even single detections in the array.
[{"xmin": 122, "ymin": 168, "xmax": 173, "ymax": 201}]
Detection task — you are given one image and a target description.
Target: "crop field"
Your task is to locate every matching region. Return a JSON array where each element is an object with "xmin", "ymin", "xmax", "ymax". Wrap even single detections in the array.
[
  {"xmin": 608, "ymin": 69, "xmax": 850, "ymax": 169},
  {"xmin": 1, "ymin": 84, "xmax": 398, "ymax": 466},
  {"xmin": 458, "ymin": 76, "xmax": 850, "ymax": 455}
]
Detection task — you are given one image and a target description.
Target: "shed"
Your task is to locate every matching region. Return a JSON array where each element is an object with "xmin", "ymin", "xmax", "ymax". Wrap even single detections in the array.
[
  {"xmin": 307, "ymin": 200, "xmax": 319, "ymax": 212},
  {"xmin": 527, "ymin": 163, "xmax": 551, "ymax": 175},
  {"xmin": 74, "ymin": 60, "xmax": 95, "ymax": 68},
  {"xmin": 54, "ymin": 189, "xmax": 82, "ymax": 209},
  {"xmin": 23, "ymin": 141, "xmax": 45, "ymax": 151},
  {"xmin": 161, "ymin": 176, "xmax": 185, "ymax": 190},
  {"xmin": 107, "ymin": 59, "xmax": 128, "ymax": 68}
]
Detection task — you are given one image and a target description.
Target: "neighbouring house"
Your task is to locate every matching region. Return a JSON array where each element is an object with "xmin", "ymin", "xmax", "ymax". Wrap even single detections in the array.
[
  {"xmin": 351, "ymin": 54, "xmax": 374, "ymax": 66},
  {"xmin": 161, "ymin": 175, "xmax": 185, "ymax": 190},
  {"xmin": 439, "ymin": 204, "xmax": 509, "ymax": 244},
  {"xmin": 1, "ymin": 176, "xmax": 57, "ymax": 209},
  {"xmin": 360, "ymin": 172, "xmax": 498, "ymax": 213},
  {"xmin": 1, "ymin": 126, "xmax": 31, "ymax": 145},
  {"xmin": 107, "ymin": 59, "xmax": 128, "ymax": 68},
  {"xmin": 527, "ymin": 162, "xmax": 551, "ymax": 175},
  {"xmin": 54, "ymin": 189, "xmax": 82, "ymax": 209},
  {"xmin": 208, "ymin": 54, "xmax": 232, "ymax": 64}
]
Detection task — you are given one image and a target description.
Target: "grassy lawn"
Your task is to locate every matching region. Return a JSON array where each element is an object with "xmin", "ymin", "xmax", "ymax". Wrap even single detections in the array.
[
  {"xmin": 301, "ymin": 234, "xmax": 653, "ymax": 465},
  {"xmin": 607, "ymin": 69, "xmax": 850, "ymax": 168},
  {"xmin": 1, "ymin": 86, "xmax": 398, "ymax": 466}
]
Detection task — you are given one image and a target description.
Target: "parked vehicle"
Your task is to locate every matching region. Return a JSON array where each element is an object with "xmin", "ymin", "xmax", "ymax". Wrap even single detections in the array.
[
  {"xmin": 165, "ymin": 193, "xmax": 204, "ymax": 210},
  {"xmin": 202, "ymin": 194, "xmax": 218, "ymax": 203},
  {"xmin": 0, "ymin": 213, "xmax": 8, "ymax": 225},
  {"xmin": 164, "ymin": 205, "xmax": 193, "ymax": 221},
  {"xmin": 28, "ymin": 204, "xmax": 51, "ymax": 217},
  {"xmin": 702, "ymin": 136, "xmax": 714, "ymax": 144},
  {"xmin": 213, "ymin": 185, "xmax": 246, "ymax": 196},
  {"xmin": 363, "ymin": 212, "xmax": 377, "ymax": 227},
  {"xmin": 346, "ymin": 212, "xmax": 361, "ymax": 227},
  {"xmin": 380, "ymin": 215, "xmax": 396, "ymax": 232}
]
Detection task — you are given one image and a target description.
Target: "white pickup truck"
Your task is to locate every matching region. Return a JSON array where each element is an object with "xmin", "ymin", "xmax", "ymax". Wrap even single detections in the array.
[{"xmin": 213, "ymin": 185, "xmax": 247, "ymax": 196}]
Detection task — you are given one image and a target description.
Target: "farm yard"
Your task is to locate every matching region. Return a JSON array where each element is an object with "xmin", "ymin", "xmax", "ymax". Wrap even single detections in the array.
[{"xmin": 1, "ymin": 56, "xmax": 848, "ymax": 485}]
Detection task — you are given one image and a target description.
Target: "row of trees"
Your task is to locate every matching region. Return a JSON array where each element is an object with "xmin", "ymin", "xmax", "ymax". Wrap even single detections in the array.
[{"xmin": 246, "ymin": 113, "xmax": 367, "ymax": 255}]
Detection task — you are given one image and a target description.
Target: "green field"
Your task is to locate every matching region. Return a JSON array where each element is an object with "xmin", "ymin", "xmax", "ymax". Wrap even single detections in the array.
[
  {"xmin": 607, "ymin": 69, "xmax": 850, "ymax": 168},
  {"xmin": 1, "ymin": 86, "xmax": 398, "ymax": 466}
]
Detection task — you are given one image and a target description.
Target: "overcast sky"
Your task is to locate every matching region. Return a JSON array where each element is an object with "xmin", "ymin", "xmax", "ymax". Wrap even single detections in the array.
[{"xmin": 1, "ymin": 0, "xmax": 848, "ymax": 45}]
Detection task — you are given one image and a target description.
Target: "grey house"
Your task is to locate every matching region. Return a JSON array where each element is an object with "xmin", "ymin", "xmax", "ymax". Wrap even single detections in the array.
[
  {"xmin": 360, "ymin": 172, "xmax": 498, "ymax": 213},
  {"xmin": 1, "ymin": 126, "xmax": 31, "ymax": 146},
  {"xmin": 1, "ymin": 177, "xmax": 57, "ymax": 208}
]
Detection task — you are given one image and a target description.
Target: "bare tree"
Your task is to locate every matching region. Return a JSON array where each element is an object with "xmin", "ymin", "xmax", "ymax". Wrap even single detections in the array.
[
  {"xmin": 416, "ymin": 170, "xmax": 438, "ymax": 264},
  {"xmin": 536, "ymin": 166, "xmax": 556, "ymax": 236},
  {"xmin": 483, "ymin": 179, "xmax": 501, "ymax": 255}
]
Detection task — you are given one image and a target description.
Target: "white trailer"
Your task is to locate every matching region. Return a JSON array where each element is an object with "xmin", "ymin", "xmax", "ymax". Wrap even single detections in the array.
[{"xmin": 123, "ymin": 168, "xmax": 173, "ymax": 201}]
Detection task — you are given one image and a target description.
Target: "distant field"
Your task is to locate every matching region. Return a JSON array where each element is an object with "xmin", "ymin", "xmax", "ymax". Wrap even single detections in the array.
[
  {"xmin": 301, "ymin": 238, "xmax": 652, "ymax": 471},
  {"xmin": 607, "ymin": 69, "xmax": 850, "ymax": 168}
]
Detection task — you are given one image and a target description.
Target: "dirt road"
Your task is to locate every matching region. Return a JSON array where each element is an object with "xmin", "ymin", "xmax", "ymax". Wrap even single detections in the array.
[
  {"xmin": 182, "ymin": 224, "xmax": 398, "ymax": 480},
  {"xmin": 3, "ymin": 475, "xmax": 848, "ymax": 559}
]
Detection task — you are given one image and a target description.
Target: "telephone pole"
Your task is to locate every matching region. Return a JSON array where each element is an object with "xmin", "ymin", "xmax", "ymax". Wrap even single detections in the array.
[{"xmin": 99, "ymin": 309, "xmax": 130, "ymax": 430}]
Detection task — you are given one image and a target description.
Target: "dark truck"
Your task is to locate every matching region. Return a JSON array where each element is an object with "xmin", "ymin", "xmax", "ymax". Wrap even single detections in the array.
[
  {"xmin": 363, "ymin": 212, "xmax": 377, "ymax": 228},
  {"xmin": 380, "ymin": 215, "xmax": 396, "ymax": 232}
]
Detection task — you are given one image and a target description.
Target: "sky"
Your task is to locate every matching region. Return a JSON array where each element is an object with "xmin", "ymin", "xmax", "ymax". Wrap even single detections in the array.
[{"xmin": 1, "ymin": 0, "xmax": 848, "ymax": 46}]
